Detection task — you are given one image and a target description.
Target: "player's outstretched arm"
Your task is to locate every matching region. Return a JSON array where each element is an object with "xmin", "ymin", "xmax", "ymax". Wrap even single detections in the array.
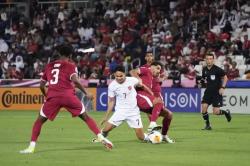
[
  {"xmin": 40, "ymin": 81, "xmax": 47, "ymax": 97},
  {"xmin": 101, "ymin": 97, "xmax": 115, "ymax": 125},
  {"xmin": 71, "ymin": 74, "xmax": 93, "ymax": 100},
  {"xmin": 129, "ymin": 68, "xmax": 141, "ymax": 80}
]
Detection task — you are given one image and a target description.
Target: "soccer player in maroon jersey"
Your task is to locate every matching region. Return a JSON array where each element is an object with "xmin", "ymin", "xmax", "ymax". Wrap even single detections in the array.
[
  {"xmin": 20, "ymin": 45, "xmax": 113, "ymax": 154},
  {"xmin": 133, "ymin": 52, "xmax": 174, "ymax": 143},
  {"xmin": 130, "ymin": 60, "xmax": 164, "ymax": 131}
]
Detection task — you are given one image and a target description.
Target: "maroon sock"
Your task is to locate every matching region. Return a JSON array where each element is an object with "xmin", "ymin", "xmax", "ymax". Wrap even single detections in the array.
[
  {"xmin": 84, "ymin": 115, "xmax": 100, "ymax": 135},
  {"xmin": 150, "ymin": 103, "xmax": 163, "ymax": 122},
  {"xmin": 162, "ymin": 116, "xmax": 172, "ymax": 135},
  {"xmin": 31, "ymin": 118, "xmax": 44, "ymax": 142}
]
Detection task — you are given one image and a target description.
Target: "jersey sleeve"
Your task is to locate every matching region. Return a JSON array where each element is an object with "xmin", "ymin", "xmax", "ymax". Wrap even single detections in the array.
[
  {"xmin": 129, "ymin": 77, "xmax": 139, "ymax": 86},
  {"xmin": 218, "ymin": 67, "xmax": 226, "ymax": 77},
  {"xmin": 108, "ymin": 83, "xmax": 115, "ymax": 98}
]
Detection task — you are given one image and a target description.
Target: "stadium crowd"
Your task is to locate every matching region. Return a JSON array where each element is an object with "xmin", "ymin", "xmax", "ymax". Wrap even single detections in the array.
[{"xmin": 0, "ymin": 0, "xmax": 250, "ymax": 84}]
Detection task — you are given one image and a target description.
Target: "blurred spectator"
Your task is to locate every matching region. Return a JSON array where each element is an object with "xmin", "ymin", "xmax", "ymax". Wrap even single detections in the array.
[
  {"xmin": 33, "ymin": 59, "xmax": 44, "ymax": 78},
  {"xmin": 89, "ymin": 67, "xmax": 99, "ymax": 79},
  {"xmin": 6, "ymin": 64, "xmax": 23, "ymax": 79},
  {"xmin": 0, "ymin": 55, "xmax": 9, "ymax": 78},
  {"xmin": 13, "ymin": 55, "xmax": 24, "ymax": 72},
  {"xmin": 242, "ymin": 70, "xmax": 250, "ymax": 79},
  {"xmin": 0, "ymin": 38, "xmax": 8, "ymax": 52},
  {"xmin": 243, "ymin": 35, "xmax": 250, "ymax": 50},
  {"xmin": 227, "ymin": 61, "xmax": 240, "ymax": 80},
  {"xmin": 0, "ymin": 0, "xmax": 249, "ymax": 81},
  {"xmin": 99, "ymin": 76, "xmax": 108, "ymax": 87}
]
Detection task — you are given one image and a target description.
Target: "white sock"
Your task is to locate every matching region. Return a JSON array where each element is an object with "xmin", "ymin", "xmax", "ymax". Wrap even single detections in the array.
[
  {"xmin": 97, "ymin": 133, "xmax": 104, "ymax": 140},
  {"xmin": 149, "ymin": 121, "xmax": 157, "ymax": 128},
  {"xmin": 29, "ymin": 141, "xmax": 36, "ymax": 148},
  {"xmin": 143, "ymin": 133, "xmax": 149, "ymax": 141}
]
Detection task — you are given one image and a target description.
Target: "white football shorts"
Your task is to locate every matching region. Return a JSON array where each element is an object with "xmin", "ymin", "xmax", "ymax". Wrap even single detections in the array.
[{"xmin": 108, "ymin": 110, "xmax": 143, "ymax": 129}]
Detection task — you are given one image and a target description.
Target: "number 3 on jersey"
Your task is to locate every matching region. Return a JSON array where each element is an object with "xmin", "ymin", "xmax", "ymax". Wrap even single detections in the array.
[{"xmin": 50, "ymin": 69, "xmax": 60, "ymax": 84}]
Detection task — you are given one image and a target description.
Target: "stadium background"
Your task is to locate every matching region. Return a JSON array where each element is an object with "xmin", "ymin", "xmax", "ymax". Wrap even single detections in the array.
[{"xmin": 0, "ymin": 0, "xmax": 249, "ymax": 114}]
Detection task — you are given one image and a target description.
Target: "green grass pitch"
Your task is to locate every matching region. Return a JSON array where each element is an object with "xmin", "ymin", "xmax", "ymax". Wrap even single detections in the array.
[{"xmin": 0, "ymin": 111, "xmax": 250, "ymax": 166}]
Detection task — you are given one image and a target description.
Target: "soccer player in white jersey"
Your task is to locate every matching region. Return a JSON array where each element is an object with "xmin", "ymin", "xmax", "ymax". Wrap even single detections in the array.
[{"xmin": 97, "ymin": 65, "xmax": 150, "ymax": 141}]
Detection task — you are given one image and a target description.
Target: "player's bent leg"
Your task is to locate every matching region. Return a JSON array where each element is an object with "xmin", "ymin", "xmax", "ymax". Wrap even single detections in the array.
[
  {"xmin": 212, "ymin": 107, "xmax": 220, "ymax": 115},
  {"xmin": 159, "ymin": 108, "xmax": 174, "ymax": 143},
  {"xmin": 159, "ymin": 108, "xmax": 168, "ymax": 117},
  {"xmin": 79, "ymin": 112, "xmax": 100, "ymax": 135},
  {"xmin": 20, "ymin": 115, "xmax": 48, "ymax": 154},
  {"xmin": 102, "ymin": 122, "xmax": 116, "ymax": 137},
  {"xmin": 148, "ymin": 104, "xmax": 163, "ymax": 131},
  {"xmin": 92, "ymin": 122, "xmax": 116, "ymax": 143},
  {"xmin": 211, "ymin": 93, "xmax": 231, "ymax": 122},
  {"xmin": 149, "ymin": 97, "xmax": 164, "ymax": 131},
  {"xmin": 31, "ymin": 115, "xmax": 48, "ymax": 141},
  {"xmin": 79, "ymin": 113, "xmax": 113, "ymax": 149},
  {"xmin": 134, "ymin": 128, "xmax": 149, "ymax": 141},
  {"xmin": 137, "ymin": 95, "xmax": 162, "ymax": 132},
  {"xmin": 140, "ymin": 109, "xmax": 162, "ymax": 132},
  {"xmin": 161, "ymin": 108, "xmax": 173, "ymax": 129},
  {"xmin": 213, "ymin": 107, "xmax": 232, "ymax": 122},
  {"xmin": 150, "ymin": 102, "xmax": 163, "ymax": 122},
  {"xmin": 161, "ymin": 107, "xmax": 173, "ymax": 120}
]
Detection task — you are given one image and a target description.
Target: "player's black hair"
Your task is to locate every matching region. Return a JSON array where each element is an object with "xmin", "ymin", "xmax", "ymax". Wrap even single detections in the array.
[
  {"xmin": 114, "ymin": 65, "xmax": 125, "ymax": 73},
  {"xmin": 58, "ymin": 44, "xmax": 73, "ymax": 57},
  {"xmin": 151, "ymin": 61, "xmax": 163, "ymax": 68},
  {"xmin": 205, "ymin": 53, "xmax": 215, "ymax": 59},
  {"xmin": 146, "ymin": 51, "xmax": 153, "ymax": 55}
]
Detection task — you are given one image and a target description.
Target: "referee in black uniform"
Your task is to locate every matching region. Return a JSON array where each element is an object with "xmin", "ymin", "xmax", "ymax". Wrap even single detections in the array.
[{"xmin": 201, "ymin": 53, "xmax": 231, "ymax": 130}]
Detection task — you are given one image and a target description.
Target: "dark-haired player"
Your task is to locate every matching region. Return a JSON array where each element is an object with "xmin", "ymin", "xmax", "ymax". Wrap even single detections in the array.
[
  {"xmin": 140, "ymin": 52, "xmax": 174, "ymax": 143},
  {"xmin": 20, "ymin": 44, "xmax": 113, "ymax": 154},
  {"xmin": 94, "ymin": 65, "xmax": 150, "ymax": 142},
  {"xmin": 130, "ymin": 60, "xmax": 164, "ymax": 131}
]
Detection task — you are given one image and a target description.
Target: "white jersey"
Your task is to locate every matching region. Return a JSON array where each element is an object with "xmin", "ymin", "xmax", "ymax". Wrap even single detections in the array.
[{"xmin": 108, "ymin": 77, "xmax": 139, "ymax": 114}]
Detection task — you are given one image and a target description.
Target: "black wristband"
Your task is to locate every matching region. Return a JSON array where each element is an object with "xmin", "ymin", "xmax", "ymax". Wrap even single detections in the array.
[{"xmin": 221, "ymin": 86, "xmax": 225, "ymax": 89}]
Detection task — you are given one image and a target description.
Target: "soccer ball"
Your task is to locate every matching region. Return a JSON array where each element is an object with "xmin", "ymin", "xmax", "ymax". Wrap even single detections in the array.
[{"xmin": 148, "ymin": 131, "xmax": 163, "ymax": 144}]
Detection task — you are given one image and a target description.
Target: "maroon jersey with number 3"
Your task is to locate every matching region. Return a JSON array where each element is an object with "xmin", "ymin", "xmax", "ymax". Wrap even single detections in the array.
[
  {"xmin": 40, "ymin": 59, "xmax": 84, "ymax": 121},
  {"xmin": 41, "ymin": 60, "xmax": 77, "ymax": 98}
]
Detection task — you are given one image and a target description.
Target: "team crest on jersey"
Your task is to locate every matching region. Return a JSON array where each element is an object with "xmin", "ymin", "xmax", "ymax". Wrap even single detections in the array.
[
  {"xmin": 128, "ymin": 86, "xmax": 132, "ymax": 90},
  {"xmin": 210, "ymin": 75, "xmax": 215, "ymax": 80}
]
